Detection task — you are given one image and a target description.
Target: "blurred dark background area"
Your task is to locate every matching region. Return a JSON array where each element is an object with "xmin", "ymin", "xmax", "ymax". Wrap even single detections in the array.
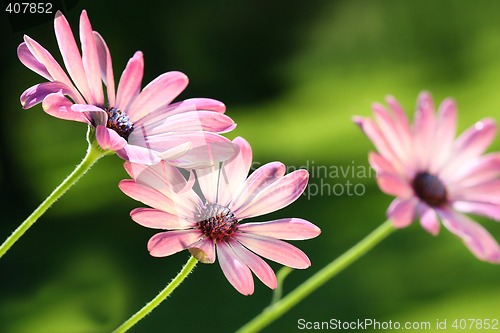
[{"xmin": 1, "ymin": 1, "xmax": 500, "ymax": 332}]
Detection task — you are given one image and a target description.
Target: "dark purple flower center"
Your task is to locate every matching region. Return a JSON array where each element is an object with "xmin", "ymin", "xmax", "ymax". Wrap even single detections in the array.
[
  {"xmin": 105, "ymin": 107, "xmax": 134, "ymax": 140},
  {"xmin": 412, "ymin": 172, "xmax": 448, "ymax": 207},
  {"xmin": 197, "ymin": 204, "xmax": 238, "ymax": 242}
]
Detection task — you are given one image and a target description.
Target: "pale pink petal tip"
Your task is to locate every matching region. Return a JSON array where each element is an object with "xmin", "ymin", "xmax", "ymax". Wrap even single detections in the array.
[
  {"xmin": 387, "ymin": 198, "xmax": 417, "ymax": 228},
  {"xmin": 352, "ymin": 115, "xmax": 364, "ymax": 127}
]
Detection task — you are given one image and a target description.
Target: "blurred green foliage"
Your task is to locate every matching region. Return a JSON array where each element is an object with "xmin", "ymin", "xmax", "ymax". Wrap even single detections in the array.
[{"xmin": 1, "ymin": 0, "xmax": 499, "ymax": 332}]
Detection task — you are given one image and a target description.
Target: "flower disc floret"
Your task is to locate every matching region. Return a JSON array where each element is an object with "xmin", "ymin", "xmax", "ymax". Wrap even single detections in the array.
[{"xmin": 197, "ymin": 204, "xmax": 238, "ymax": 242}]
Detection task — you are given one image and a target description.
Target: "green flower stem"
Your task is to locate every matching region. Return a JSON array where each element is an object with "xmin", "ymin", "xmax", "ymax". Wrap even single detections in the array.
[
  {"xmin": 237, "ymin": 220, "xmax": 395, "ymax": 333},
  {"xmin": 113, "ymin": 255, "xmax": 198, "ymax": 333},
  {"xmin": 0, "ymin": 137, "xmax": 110, "ymax": 259}
]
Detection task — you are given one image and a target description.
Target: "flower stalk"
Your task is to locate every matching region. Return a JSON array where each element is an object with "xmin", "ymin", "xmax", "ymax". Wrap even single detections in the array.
[
  {"xmin": 236, "ymin": 220, "xmax": 395, "ymax": 333},
  {"xmin": 112, "ymin": 255, "xmax": 198, "ymax": 333},
  {"xmin": 0, "ymin": 131, "xmax": 111, "ymax": 259}
]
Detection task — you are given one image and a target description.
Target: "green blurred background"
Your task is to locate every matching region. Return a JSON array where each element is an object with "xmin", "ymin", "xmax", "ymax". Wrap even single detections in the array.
[{"xmin": 1, "ymin": 0, "xmax": 500, "ymax": 332}]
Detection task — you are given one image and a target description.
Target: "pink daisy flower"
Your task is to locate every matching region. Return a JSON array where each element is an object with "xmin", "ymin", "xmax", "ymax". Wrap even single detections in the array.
[
  {"xmin": 354, "ymin": 91, "xmax": 500, "ymax": 263},
  {"xmin": 119, "ymin": 137, "xmax": 321, "ymax": 295},
  {"xmin": 18, "ymin": 10, "xmax": 236, "ymax": 167}
]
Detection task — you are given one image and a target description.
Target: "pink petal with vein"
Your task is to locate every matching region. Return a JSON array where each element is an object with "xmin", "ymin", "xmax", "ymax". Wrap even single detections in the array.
[
  {"xmin": 235, "ymin": 233, "xmax": 311, "ymax": 269},
  {"xmin": 127, "ymin": 71, "xmax": 188, "ymax": 122},
  {"xmin": 451, "ymin": 180, "xmax": 500, "ymax": 205},
  {"xmin": 23, "ymin": 36, "xmax": 83, "ymax": 103},
  {"xmin": 79, "ymin": 10, "xmax": 104, "ymax": 105},
  {"xmin": 441, "ymin": 119, "xmax": 497, "ymax": 177},
  {"xmin": 96, "ymin": 125, "xmax": 127, "ymax": 150},
  {"xmin": 118, "ymin": 180, "xmax": 175, "ymax": 213},
  {"xmin": 217, "ymin": 137, "xmax": 252, "ymax": 206},
  {"xmin": 189, "ymin": 238, "xmax": 216, "ymax": 264},
  {"xmin": 17, "ymin": 42, "xmax": 51, "ymax": 80},
  {"xmin": 387, "ymin": 197, "xmax": 417, "ymax": 228},
  {"xmin": 136, "ymin": 98, "xmax": 227, "ymax": 127},
  {"xmin": 419, "ymin": 206, "xmax": 440, "ymax": 235},
  {"xmin": 116, "ymin": 144, "xmax": 161, "ymax": 165},
  {"xmin": 93, "ymin": 32, "xmax": 115, "ymax": 106},
  {"xmin": 147, "ymin": 230, "xmax": 202, "ymax": 257},
  {"xmin": 230, "ymin": 162, "xmax": 286, "ymax": 214},
  {"xmin": 448, "ymin": 153, "xmax": 500, "ymax": 189},
  {"xmin": 21, "ymin": 82, "xmax": 72, "ymax": 109},
  {"xmin": 368, "ymin": 152, "xmax": 398, "ymax": 176},
  {"xmin": 139, "ymin": 111, "xmax": 236, "ymax": 135},
  {"xmin": 217, "ymin": 241, "xmax": 254, "ymax": 295},
  {"xmin": 376, "ymin": 174, "xmax": 412, "ymax": 198},
  {"xmin": 116, "ymin": 51, "xmax": 143, "ymax": 111},
  {"xmin": 42, "ymin": 93, "xmax": 90, "ymax": 123},
  {"xmin": 353, "ymin": 116, "xmax": 401, "ymax": 170},
  {"xmin": 54, "ymin": 11, "xmax": 93, "ymax": 103},
  {"xmin": 439, "ymin": 208, "xmax": 500, "ymax": 263},
  {"xmin": 239, "ymin": 218, "xmax": 321, "ymax": 240},
  {"xmin": 131, "ymin": 208, "xmax": 195, "ymax": 229},
  {"xmin": 413, "ymin": 91, "xmax": 437, "ymax": 170},
  {"xmin": 453, "ymin": 201, "xmax": 500, "ymax": 221},
  {"xmin": 429, "ymin": 98, "xmax": 457, "ymax": 172},
  {"xmin": 230, "ymin": 240, "xmax": 277, "ymax": 289},
  {"xmin": 235, "ymin": 170, "xmax": 309, "ymax": 220}
]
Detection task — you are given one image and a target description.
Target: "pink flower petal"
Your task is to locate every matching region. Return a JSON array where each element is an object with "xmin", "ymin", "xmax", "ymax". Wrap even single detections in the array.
[
  {"xmin": 230, "ymin": 239, "xmax": 277, "ymax": 289},
  {"xmin": 230, "ymin": 162, "xmax": 286, "ymax": 213},
  {"xmin": 239, "ymin": 218, "xmax": 321, "ymax": 240},
  {"xmin": 195, "ymin": 164, "xmax": 220, "ymax": 204},
  {"xmin": 116, "ymin": 144, "xmax": 161, "ymax": 165},
  {"xmin": 429, "ymin": 98, "xmax": 457, "ymax": 173},
  {"xmin": 116, "ymin": 51, "xmax": 143, "ymax": 111},
  {"xmin": 136, "ymin": 98, "xmax": 227, "ymax": 128},
  {"xmin": 234, "ymin": 169, "xmax": 309, "ymax": 220},
  {"xmin": 354, "ymin": 117, "xmax": 402, "ymax": 169},
  {"xmin": 147, "ymin": 230, "xmax": 202, "ymax": 257},
  {"xmin": 136, "ymin": 111, "xmax": 236, "ymax": 135},
  {"xmin": 452, "ymin": 201, "xmax": 500, "ymax": 221},
  {"xmin": 70, "ymin": 103, "xmax": 107, "ymax": 126},
  {"xmin": 96, "ymin": 125, "xmax": 127, "ymax": 150},
  {"xmin": 439, "ymin": 208, "xmax": 500, "ymax": 263},
  {"xmin": 413, "ymin": 91, "xmax": 437, "ymax": 170},
  {"xmin": 217, "ymin": 137, "xmax": 252, "ymax": 206},
  {"xmin": 387, "ymin": 197, "xmax": 417, "ymax": 228},
  {"xmin": 376, "ymin": 174, "xmax": 412, "ymax": 198},
  {"xmin": 368, "ymin": 152, "xmax": 398, "ymax": 176},
  {"xmin": 419, "ymin": 206, "xmax": 440, "ymax": 236},
  {"xmin": 155, "ymin": 142, "xmax": 192, "ymax": 161},
  {"xmin": 372, "ymin": 103, "xmax": 411, "ymax": 166},
  {"xmin": 217, "ymin": 241, "xmax": 254, "ymax": 295},
  {"xmin": 441, "ymin": 119, "xmax": 497, "ymax": 178},
  {"xmin": 79, "ymin": 10, "xmax": 104, "ymax": 105},
  {"xmin": 134, "ymin": 132, "xmax": 236, "ymax": 169},
  {"xmin": 23, "ymin": 35, "xmax": 84, "ymax": 103},
  {"xmin": 386, "ymin": 95, "xmax": 412, "ymax": 140},
  {"xmin": 93, "ymin": 32, "xmax": 116, "ymax": 106},
  {"xmin": 21, "ymin": 82, "xmax": 73, "ymax": 109},
  {"xmin": 124, "ymin": 161, "xmax": 201, "ymax": 213},
  {"xmin": 235, "ymin": 233, "xmax": 311, "ymax": 269},
  {"xmin": 54, "ymin": 11, "xmax": 94, "ymax": 104},
  {"xmin": 447, "ymin": 153, "xmax": 500, "ymax": 189},
  {"xmin": 17, "ymin": 42, "xmax": 51, "ymax": 80},
  {"xmin": 131, "ymin": 208, "xmax": 195, "ymax": 229},
  {"xmin": 127, "ymin": 71, "xmax": 188, "ymax": 122},
  {"xmin": 451, "ymin": 180, "xmax": 500, "ymax": 205},
  {"xmin": 118, "ymin": 180, "xmax": 176, "ymax": 213},
  {"xmin": 42, "ymin": 93, "xmax": 90, "ymax": 123},
  {"xmin": 188, "ymin": 238, "xmax": 216, "ymax": 264}
]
